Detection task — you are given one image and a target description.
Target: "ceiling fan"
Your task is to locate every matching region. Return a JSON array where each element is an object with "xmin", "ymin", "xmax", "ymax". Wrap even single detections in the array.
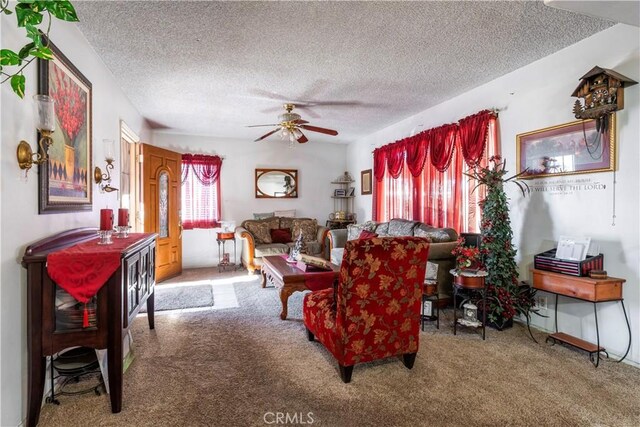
[{"xmin": 248, "ymin": 103, "xmax": 338, "ymax": 144}]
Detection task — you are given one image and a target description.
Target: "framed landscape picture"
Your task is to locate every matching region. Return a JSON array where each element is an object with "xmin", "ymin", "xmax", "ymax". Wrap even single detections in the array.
[
  {"xmin": 516, "ymin": 116, "xmax": 615, "ymax": 180},
  {"xmin": 38, "ymin": 38, "xmax": 92, "ymax": 213},
  {"xmin": 361, "ymin": 169, "xmax": 372, "ymax": 195}
]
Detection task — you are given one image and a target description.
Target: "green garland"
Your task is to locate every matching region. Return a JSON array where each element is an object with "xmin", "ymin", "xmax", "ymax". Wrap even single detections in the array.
[{"xmin": 0, "ymin": 0, "xmax": 79, "ymax": 98}]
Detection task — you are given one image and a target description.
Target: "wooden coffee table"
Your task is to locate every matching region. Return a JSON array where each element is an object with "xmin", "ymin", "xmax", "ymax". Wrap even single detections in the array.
[{"xmin": 261, "ymin": 255, "xmax": 339, "ymax": 320}]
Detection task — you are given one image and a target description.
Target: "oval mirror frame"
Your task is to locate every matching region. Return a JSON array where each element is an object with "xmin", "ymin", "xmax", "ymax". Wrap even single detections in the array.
[{"xmin": 255, "ymin": 168, "xmax": 298, "ymax": 198}]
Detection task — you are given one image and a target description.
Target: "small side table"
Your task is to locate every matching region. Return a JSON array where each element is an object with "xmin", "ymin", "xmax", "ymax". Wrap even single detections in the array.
[
  {"xmin": 217, "ymin": 232, "xmax": 238, "ymax": 272},
  {"xmin": 421, "ymin": 280, "xmax": 439, "ymax": 330},
  {"xmin": 451, "ymin": 269, "xmax": 488, "ymax": 340}
]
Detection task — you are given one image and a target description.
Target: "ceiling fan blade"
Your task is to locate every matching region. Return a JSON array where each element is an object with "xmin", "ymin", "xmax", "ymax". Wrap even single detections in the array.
[
  {"xmin": 292, "ymin": 119, "xmax": 309, "ymax": 125},
  {"xmin": 297, "ymin": 132, "xmax": 308, "ymax": 144},
  {"xmin": 247, "ymin": 124, "xmax": 279, "ymax": 128},
  {"xmin": 254, "ymin": 128, "xmax": 280, "ymax": 142},
  {"xmin": 299, "ymin": 124, "xmax": 338, "ymax": 136}
]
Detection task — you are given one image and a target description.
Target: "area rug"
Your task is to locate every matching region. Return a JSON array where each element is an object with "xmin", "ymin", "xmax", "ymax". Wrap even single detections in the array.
[
  {"xmin": 139, "ymin": 284, "xmax": 213, "ymax": 312},
  {"xmin": 37, "ymin": 270, "xmax": 640, "ymax": 427}
]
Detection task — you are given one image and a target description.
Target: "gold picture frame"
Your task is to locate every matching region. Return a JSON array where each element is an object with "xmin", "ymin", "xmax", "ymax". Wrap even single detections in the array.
[
  {"xmin": 361, "ymin": 169, "xmax": 372, "ymax": 195},
  {"xmin": 516, "ymin": 115, "xmax": 616, "ymax": 180}
]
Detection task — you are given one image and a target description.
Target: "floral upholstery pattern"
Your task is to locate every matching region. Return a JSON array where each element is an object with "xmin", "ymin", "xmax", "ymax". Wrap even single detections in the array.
[
  {"xmin": 292, "ymin": 219, "xmax": 318, "ymax": 243},
  {"xmin": 304, "ymin": 237, "xmax": 430, "ymax": 367},
  {"xmin": 346, "ymin": 221, "xmax": 378, "ymax": 241}
]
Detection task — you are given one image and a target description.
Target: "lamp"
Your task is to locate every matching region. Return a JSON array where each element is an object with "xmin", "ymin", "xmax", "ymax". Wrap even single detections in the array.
[
  {"xmin": 94, "ymin": 139, "xmax": 119, "ymax": 192},
  {"xmin": 17, "ymin": 95, "xmax": 56, "ymax": 171}
]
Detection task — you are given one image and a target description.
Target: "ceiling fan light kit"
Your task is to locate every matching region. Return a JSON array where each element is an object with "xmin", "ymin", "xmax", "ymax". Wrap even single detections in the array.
[{"xmin": 250, "ymin": 103, "xmax": 338, "ymax": 144}]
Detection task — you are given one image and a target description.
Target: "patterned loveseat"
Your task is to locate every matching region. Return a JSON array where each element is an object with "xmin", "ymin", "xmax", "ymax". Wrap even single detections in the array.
[
  {"xmin": 327, "ymin": 219, "xmax": 458, "ymax": 298},
  {"xmin": 236, "ymin": 217, "xmax": 329, "ymax": 274}
]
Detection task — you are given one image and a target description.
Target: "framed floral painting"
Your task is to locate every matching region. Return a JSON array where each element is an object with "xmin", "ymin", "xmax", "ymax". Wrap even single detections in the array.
[
  {"xmin": 516, "ymin": 116, "xmax": 616, "ymax": 180},
  {"xmin": 38, "ymin": 38, "xmax": 92, "ymax": 213}
]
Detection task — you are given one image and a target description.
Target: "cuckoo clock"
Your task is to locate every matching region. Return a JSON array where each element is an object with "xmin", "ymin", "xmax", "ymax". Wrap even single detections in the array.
[{"xmin": 572, "ymin": 66, "xmax": 637, "ymax": 132}]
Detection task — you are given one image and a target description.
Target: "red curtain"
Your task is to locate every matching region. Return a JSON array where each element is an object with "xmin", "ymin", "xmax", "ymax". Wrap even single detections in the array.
[
  {"xmin": 181, "ymin": 154, "xmax": 222, "ymax": 230},
  {"xmin": 371, "ymin": 111, "xmax": 498, "ymax": 231},
  {"xmin": 459, "ymin": 110, "xmax": 493, "ymax": 167}
]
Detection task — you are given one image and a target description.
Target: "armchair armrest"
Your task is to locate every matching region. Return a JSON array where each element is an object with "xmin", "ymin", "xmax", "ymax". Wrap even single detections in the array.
[
  {"xmin": 327, "ymin": 229, "xmax": 348, "ymax": 253},
  {"xmin": 235, "ymin": 226, "xmax": 256, "ymax": 270},
  {"xmin": 316, "ymin": 226, "xmax": 330, "ymax": 258}
]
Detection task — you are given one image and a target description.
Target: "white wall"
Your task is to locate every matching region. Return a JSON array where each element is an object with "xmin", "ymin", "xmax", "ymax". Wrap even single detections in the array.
[
  {"xmin": 151, "ymin": 132, "xmax": 348, "ymax": 268},
  {"xmin": 347, "ymin": 24, "xmax": 640, "ymax": 365},
  {"xmin": 0, "ymin": 18, "xmax": 150, "ymax": 426}
]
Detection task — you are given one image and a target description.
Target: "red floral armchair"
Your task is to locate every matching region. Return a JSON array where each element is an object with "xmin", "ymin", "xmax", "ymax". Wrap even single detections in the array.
[{"xmin": 303, "ymin": 237, "xmax": 430, "ymax": 383}]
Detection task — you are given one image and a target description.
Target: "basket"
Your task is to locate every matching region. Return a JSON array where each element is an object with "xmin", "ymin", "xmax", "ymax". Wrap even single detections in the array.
[{"xmin": 534, "ymin": 249, "xmax": 603, "ymax": 277}]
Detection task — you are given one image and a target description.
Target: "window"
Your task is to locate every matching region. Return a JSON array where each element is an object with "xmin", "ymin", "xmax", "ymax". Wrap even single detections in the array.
[
  {"xmin": 181, "ymin": 154, "xmax": 222, "ymax": 229},
  {"xmin": 374, "ymin": 112, "xmax": 498, "ymax": 233}
]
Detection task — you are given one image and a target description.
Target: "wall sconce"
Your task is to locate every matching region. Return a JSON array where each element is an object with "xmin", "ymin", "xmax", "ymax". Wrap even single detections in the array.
[
  {"xmin": 17, "ymin": 95, "xmax": 56, "ymax": 172},
  {"xmin": 94, "ymin": 139, "xmax": 119, "ymax": 193}
]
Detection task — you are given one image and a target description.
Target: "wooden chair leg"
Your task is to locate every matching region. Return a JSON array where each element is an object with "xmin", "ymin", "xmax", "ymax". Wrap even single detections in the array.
[
  {"xmin": 338, "ymin": 364, "xmax": 353, "ymax": 383},
  {"xmin": 402, "ymin": 352, "xmax": 417, "ymax": 369},
  {"xmin": 306, "ymin": 328, "xmax": 315, "ymax": 342}
]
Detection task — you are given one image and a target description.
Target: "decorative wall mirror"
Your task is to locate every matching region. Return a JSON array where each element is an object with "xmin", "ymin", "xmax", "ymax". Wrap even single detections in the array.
[{"xmin": 255, "ymin": 169, "xmax": 298, "ymax": 198}]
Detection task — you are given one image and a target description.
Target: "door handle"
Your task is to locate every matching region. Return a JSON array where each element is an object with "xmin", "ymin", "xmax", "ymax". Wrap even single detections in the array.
[{"xmin": 178, "ymin": 219, "xmax": 183, "ymax": 239}]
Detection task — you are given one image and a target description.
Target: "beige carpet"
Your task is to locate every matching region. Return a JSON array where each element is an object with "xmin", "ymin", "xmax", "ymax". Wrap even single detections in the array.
[{"xmin": 38, "ymin": 268, "xmax": 640, "ymax": 427}]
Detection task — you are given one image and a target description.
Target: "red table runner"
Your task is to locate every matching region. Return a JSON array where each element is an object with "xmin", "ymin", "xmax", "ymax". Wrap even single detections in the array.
[{"xmin": 47, "ymin": 233, "xmax": 153, "ymax": 326}]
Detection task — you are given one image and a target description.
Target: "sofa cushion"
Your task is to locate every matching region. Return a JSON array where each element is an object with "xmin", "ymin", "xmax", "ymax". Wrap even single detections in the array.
[
  {"xmin": 280, "ymin": 216, "xmax": 295, "ymax": 230},
  {"xmin": 387, "ymin": 219, "xmax": 419, "ymax": 236},
  {"xmin": 245, "ymin": 221, "xmax": 273, "ymax": 244},
  {"xmin": 414, "ymin": 225, "xmax": 454, "ymax": 243},
  {"xmin": 292, "ymin": 218, "xmax": 318, "ymax": 242},
  {"xmin": 374, "ymin": 222, "xmax": 390, "ymax": 236},
  {"xmin": 254, "ymin": 244, "xmax": 290, "ymax": 257},
  {"xmin": 346, "ymin": 221, "xmax": 378, "ymax": 241},
  {"xmin": 271, "ymin": 228, "xmax": 292, "ymax": 244}
]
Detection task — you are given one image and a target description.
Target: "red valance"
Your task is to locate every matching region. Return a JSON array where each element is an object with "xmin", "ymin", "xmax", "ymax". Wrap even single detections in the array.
[
  {"xmin": 406, "ymin": 134, "xmax": 428, "ymax": 177},
  {"xmin": 459, "ymin": 110, "xmax": 493, "ymax": 167},
  {"xmin": 181, "ymin": 154, "xmax": 222, "ymax": 185},
  {"xmin": 373, "ymin": 147, "xmax": 387, "ymax": 182},
  {"xmin": 429, "ymin": 124, "xmax": 458, "ymax": 173}
]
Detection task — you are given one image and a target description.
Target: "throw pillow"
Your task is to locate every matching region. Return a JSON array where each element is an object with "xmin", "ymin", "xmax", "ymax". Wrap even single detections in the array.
[
  {"xmin": 274, "ymin": 209, "xmax": 296, "ymax": 218},
  {"xmin": 280, "ymin": 216, "xmax": 295, "ymax": 230},
  {"xmin": 244, "ymin": 221, "xmax": 272, "ymax": 244},
  {"xmin": 358, "ymin": 230, "xmax": 378, "ymax": 239},
  {"xmin": 387, "ymin": 218, "xmax": 419, "ymax": 236},
  {"xmin": 253, "ymin": 212, "xmax": 274, "ymax": 220},
  {"xmin": 292, "ymin": 218, "xmax": 318, "ymax": 243},
  {"xmin": 270, "ymin": 228, "xmax": 292, "ymax": 244}
]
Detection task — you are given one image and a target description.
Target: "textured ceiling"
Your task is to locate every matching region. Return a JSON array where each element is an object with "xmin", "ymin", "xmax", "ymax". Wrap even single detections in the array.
[{"xmin": 74, "ymin": 1, "xmax": 613, "ymax": 144}]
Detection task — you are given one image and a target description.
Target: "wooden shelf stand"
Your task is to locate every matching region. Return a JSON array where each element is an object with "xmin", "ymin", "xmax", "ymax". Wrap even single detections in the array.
[{"xmin": 531, "ymin": 269, "xmax": 630, "ymax": 367}]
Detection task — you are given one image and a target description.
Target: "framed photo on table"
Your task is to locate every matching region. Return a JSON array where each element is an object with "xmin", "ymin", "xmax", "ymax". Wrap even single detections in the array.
[
  {"xmin": 361, "ymin": 169, "xmax": 372, "ymax": 195},
  {"xmin": 38, "ymin": 37, "xmax": 93, "ymax": 213},
  {"xmin": 516, "ymin": 116, "xmax": 615, "ymax": 180}
]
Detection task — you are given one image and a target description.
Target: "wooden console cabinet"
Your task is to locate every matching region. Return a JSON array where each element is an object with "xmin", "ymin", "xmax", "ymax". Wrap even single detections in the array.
[
  {"xmin": 22, "ymin": 228, "xmax": 157, "ymax": 427},
  {"xmin": 531, "ymin": 269, "xmax": 630, "ymax": 367}
]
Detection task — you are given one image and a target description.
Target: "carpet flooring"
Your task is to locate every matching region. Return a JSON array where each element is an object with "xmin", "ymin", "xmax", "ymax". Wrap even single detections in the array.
[
  {"xmin": 37, "ymin": 268, "xmax": 640, "ymax": 427},
  {"xmin": 140, "ymin": 284, "xmax": 214, "ymax": 312}
]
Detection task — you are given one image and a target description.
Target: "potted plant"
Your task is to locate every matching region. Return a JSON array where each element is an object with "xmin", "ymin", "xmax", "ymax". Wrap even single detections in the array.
[
  {"xmin": 466, "ymin": 155, "xmax": 536, "ymax": 330},
  {"xmin": 452, "ymin": 238, "xmax": 486, "ymax": 273}
]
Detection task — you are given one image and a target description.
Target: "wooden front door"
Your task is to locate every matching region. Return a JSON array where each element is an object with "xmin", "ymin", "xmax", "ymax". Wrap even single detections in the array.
[{"xmin": 142, "ymin": 144, "xmax": 182, "ymax": 282}]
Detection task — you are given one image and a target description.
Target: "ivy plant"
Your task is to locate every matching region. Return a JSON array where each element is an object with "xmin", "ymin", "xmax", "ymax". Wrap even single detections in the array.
[{"xmin": 0, "ymin": 0, "xmax": 79, "ymax": 98}]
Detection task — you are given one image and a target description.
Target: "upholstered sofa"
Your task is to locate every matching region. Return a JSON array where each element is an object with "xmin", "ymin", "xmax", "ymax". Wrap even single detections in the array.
[
  {"xmin": 236, "ymin": 217, "xmax": 329, "ymax": 274},
  {"xmin": 326, "ymin": 219, "xmax": 458, "ymax": 298}
]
